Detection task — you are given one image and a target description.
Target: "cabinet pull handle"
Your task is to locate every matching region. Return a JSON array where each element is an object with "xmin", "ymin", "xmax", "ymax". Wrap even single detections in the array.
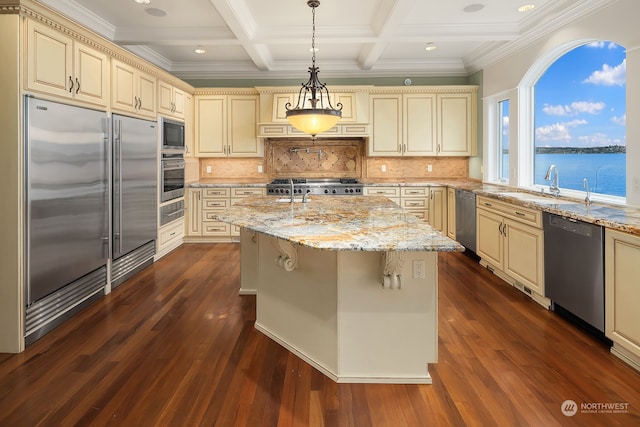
[
  {"xmin": 515, "ymin": 211, "xmax": 526, "ymax": 217},
  {"xmin": 403, "ymin": 144, "xmax": 407, "ymax": 153},
  {"xmin": 484, "ymin": 202, "xmax": 493, "ymax": 207},
  {"xmin": 503, "ymin": 224, "xmax": 507, "ymax": 237},
  {"xmin": 437, "ymin": 144, "xmax": 441, "ymax": 153},
  {"xmin": 498, "ymin": 223, "xmax": 504, "ymax": 235},
  {"xmin": 75, "ymin": 77, "xmax": 80, "ymax": 94},
  {"xmin": 68, "ymin": 76, "xmax": 74, "ymax": 93}
]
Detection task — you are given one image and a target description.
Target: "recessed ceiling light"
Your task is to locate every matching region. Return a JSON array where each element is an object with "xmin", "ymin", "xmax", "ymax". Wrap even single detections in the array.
[
  {"xmin": 518, "ymin": 4, "xmax": 536, "ymax": 12},
  {"xmin": 463, "ymin": 3, "xmax": 485, "ymax": 13},
  {"xmin": 425, "ymin": 43, "xmax": 437, "ymax": 52},
  {"xmin": 133, "ymin": 0, "xmax": 151, "ymax": 4},
  {"xmin": 194, "ymin": 48, "xmax": 206, "ymax": 54},
  {"xmin": 145, "ymin": 7, "xmax": 166, "ymax": 17}
]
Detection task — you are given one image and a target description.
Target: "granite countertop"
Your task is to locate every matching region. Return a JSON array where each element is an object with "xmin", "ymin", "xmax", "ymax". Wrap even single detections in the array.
[
  {"xmin": 213, "ymin": 196, "xmax": 464, "ymax": 252},
  {"xmin": 190, "ymin": 178, "xmax": 640, "ymax": 236}
]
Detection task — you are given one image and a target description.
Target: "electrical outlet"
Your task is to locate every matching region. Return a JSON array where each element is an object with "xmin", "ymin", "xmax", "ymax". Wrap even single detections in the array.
[
  {"xmin": 258, "ymin": 165, "xmax": 263, "ymax": 173},
  {"xmin": 206, "ymin": 165, "xmax": 212, "ymax": 174},
  {"xmin": 413, "ymin": 260, "xmax": 425, "ymax": 279},
  {"xmin": 427, "ymin": 164, "xmax": 433, "ymax": 172},
  {"xmin": 381, "ymin": 164, "xmax": 386, "ymax": 172}
]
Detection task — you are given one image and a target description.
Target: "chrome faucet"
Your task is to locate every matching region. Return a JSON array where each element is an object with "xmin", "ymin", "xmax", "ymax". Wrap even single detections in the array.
[
  {"xmin": 583, "ymin": 178, "xmax": 592, "ymax": 206},
  {"xmin": 289, "ymin": 178, "xmax": 294, "ymax": 203},
  {"xmin": 544, "ymin": 164, "xmax": 560, "ymax": 197}
]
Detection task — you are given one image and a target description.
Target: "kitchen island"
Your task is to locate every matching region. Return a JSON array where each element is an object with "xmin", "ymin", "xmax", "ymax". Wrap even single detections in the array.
[{"xmin": 214, "ymin": 196, "xmax": 463, "ymax": 383}]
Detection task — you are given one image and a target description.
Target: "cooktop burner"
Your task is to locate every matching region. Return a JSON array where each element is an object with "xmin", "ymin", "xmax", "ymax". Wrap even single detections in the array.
[{"xmin": 267, "ymin": 178, "xmax": 363, "ymax": 196}]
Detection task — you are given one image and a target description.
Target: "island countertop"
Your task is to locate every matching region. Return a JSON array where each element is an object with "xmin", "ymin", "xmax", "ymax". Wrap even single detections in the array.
[{"xmin": 213, "ymin": 196, "xmax": 464, "ymax": 252}]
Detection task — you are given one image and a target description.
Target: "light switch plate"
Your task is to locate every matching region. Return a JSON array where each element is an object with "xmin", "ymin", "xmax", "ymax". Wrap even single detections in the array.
[{"xmin": 413, "ymin": 260, "xmax": 425, "ymax": 279}]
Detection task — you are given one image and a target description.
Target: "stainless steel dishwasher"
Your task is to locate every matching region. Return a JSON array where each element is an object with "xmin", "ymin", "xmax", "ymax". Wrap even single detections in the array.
[
  {"xmin": 455, "ymin": 189, "xmax": 476, "ymax": 252},
  {"xmin": 543, "ymin": 212, "xmax": 605, "ymax": 333}
]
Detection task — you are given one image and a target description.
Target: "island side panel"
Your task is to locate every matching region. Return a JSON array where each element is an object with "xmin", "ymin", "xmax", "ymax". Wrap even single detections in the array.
[
  {"xmin": 336, "ymin": 251, "xmax": 438, "ymax": 383},
  {"xmin": 239, "ymin": 228, "xmax": 258, "ymax": 295},
  {"xmin": 255, "ymin": 234, "xmax": 339, "ymax": 377}
]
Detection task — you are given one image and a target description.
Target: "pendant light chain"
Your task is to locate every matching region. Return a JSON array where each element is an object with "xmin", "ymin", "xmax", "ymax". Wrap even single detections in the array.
[{"xmin": 311, "ymin": 4, "xmax": 316, "ymax": 67}]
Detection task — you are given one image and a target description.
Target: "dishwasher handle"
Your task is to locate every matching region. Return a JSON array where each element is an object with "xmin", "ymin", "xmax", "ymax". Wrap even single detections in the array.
[{"xmin": 547, "ymin": 215, "xmax": 595, "ymax": 238}]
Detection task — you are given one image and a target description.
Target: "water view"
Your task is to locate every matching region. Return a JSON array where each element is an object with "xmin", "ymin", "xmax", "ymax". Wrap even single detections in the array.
[{"xmin": 533, "ymin": 153, "xmax": 626, "ymax": 197}]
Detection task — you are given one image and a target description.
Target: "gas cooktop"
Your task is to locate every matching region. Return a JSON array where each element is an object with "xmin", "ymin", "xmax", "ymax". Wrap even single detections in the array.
[{"xmin": 267, "ymin": 178, "xmax": 363, "ymax": 196}]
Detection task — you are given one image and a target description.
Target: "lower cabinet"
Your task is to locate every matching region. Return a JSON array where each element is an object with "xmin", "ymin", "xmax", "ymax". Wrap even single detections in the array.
[
  {"xmin": 476, "ymin": 196, "xmax": 545, "ymax": 301},
  {"xmin": 156, "ymin": 218, "xmax": 184, "ymax": 259},
  {"xmin": 605, "ymin": 229, "xmax": 640, "ymax": 370},
  {"xmin": 428, "ymin": 186, "xmax": 447, "ymax": 233},
  {"xmin": 185, "ymin": 186, "xmax": 265, "ymax": 242},
  {"xmin": 446, "ymin": 187, "xmax": 456, "ymax": 239}
]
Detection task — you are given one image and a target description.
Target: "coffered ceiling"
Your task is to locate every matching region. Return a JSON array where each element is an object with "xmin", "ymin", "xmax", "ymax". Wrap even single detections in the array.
[{"xmin": 38, "ymin": 0, "xmax": 613, "ymax": 80}]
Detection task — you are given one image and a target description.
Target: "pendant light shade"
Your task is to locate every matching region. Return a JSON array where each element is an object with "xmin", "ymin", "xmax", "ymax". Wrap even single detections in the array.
[{"xmin": 286, "ymin": 0, "xmax": 342, "ymax": 137}]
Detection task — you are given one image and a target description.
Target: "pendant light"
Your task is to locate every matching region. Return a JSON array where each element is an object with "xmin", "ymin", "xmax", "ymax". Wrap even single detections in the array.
[{"xmin": 286, "ymin": 0, "xmax": 342, "ymax": 138}]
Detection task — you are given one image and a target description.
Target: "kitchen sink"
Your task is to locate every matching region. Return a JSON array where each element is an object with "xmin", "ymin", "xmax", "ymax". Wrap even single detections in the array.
[{"xmin": 499, "ymin": 192, "xmax": 577, "ymax": 205}]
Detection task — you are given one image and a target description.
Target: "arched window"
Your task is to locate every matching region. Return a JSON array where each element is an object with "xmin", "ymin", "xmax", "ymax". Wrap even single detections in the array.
[{"xmin": 533, "ymin": 42, "xmax": 626, "ymax": 197}]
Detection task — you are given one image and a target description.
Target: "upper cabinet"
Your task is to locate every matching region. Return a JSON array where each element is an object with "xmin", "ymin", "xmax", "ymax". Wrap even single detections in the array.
[
  {"xmin": 368, "ymin": 87, "xmax": 477, "ymax": 157},
  {"xmin": 369, "ymin": 93, "xmax": 437, "ymax": 156},
  {"xmin": 111, "ymin": 59, "xmax": 157, "ymax": 118},
  {"xmin": 26, "ymin": 19, "xmax": 109, "ymax": 108},
  {"xmin": 158, "ymin": 81, "xmax": 185, "ymax": 119},
  {"xmin": 195, "ymin": 92, "xmax": 262, "ymax": 157}
]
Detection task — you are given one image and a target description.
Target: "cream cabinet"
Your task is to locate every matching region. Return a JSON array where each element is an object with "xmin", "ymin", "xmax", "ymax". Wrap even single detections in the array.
[
  {"xmin": 186, "ymin": 186, "xmax": 266, "ymax": 242},
  {"xmin": 401, "ymin": 187, "xmax": 429, "ymax": 221},
  {"xmin": 476, "ymin": 196, "xmax": 544, "ymax": 297},
  {"xmin": 437, "ymin": 93, "xmax": 476, "ymax": 156},
  {"xmin": 184, "ymin": 94, "xmax": 194, "ymax": 157},
  {"xmin": 111, "ymin": 59, "xmax": 156, "ymax": 118},
  {"xmin": 447, "ymin": 187, "xmax": 456, "ymax": 239},
  {"xmin": 195, "ymin": 95, "xmax": 261, "ymax": 157},
  {"xmin": 363, "ymin": 186, "xmax": 401, "ymax": 205},
  {"xmin": 605, "ymin": 229, "xmax": 640, "ymax": 371},
  {"xmin": 158, "ymin": 81, "xmax": 185, "ymax": 118},
  {"xmin": 369, "ymin": 94, "xmax": 436, "ymax": 156},
  {"xmin": 157, "ymin": 219, "xmax": 184, "ymax": 258},
  {"xmin": 428, "ymin": 186, "xmax": 447, "ymax": 233},
  {"xmin": 368, "ymin": 88, "xmax": 477, "ymax": 157},
  {"xmin": 26, "ymin": 19, "xmax": 109, "ymax": 107}
]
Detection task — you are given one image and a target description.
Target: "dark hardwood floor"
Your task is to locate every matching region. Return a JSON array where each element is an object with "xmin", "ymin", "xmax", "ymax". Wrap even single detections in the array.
[{"xmin": 1, "ymin": 243, "xmax": 639, "ymax": 426}]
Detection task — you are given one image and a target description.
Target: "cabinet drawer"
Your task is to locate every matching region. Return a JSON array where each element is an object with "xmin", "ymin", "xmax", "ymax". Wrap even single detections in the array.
[
  {"xmin": 203, "ymin": 188, "xmax": 230, "ymax": 197},
  {"xmin": 203, "ymin": 211, "xmax": 225, "ymax": 221},
  {"xmin": 405, "ymin": 209, "xmax": 427, "ymax": 221},
  {"xmin": 402, "ymin": 198, "xmax": 427, "ymax": 209},
  {"xmin": 364, "ymin": 187, "xmax": 400, "ymax": 197},
  {"xmin": 401, "ymin": 187, "xmax": 428, "ymax": 197},
  {"xmin": 158, "ymin": 220, "xmax": 183, "ymax": 246},
  {"xmin": 477, "ymin": 196, "xmax": 541, "ymax": 228},
  {"xmin": 232, "ymin": 187, "xmax": 265, "ymax": 197},
  {"xmin": 202, "ymin": 222, "xmax": 230, "ymax": 236},
  {"xmin": 204, "ymin": 199, "xmax": 229, "ymax": 209}
]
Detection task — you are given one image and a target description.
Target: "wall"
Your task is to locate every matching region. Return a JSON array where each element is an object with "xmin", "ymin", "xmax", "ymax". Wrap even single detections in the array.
[{"xmin": 482, "ymin": 0, "xmax": 640, "ymax": 205}]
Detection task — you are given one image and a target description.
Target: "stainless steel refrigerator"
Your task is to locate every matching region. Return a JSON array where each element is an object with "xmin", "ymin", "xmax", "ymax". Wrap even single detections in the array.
[
  {"xmin": 25, "ymin": 97, "xmax": 109, "ymax": 344},
  {"xmin": 110, "ymin": 114, "xmax": 157, "ymax": 288}
]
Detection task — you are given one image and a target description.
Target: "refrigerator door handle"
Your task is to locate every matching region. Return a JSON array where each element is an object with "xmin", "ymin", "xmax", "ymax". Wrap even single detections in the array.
[{"xmin": 113, "ymin": 119, "xmax": 123, "ymax": 255}]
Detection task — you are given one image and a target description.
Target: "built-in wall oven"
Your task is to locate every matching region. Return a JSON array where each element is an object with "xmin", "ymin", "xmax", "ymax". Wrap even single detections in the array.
[
  {"xmin": 161, "ymin": 153, "xmax": 185, "ymax": 202},
  {"xmin": 160, "ymin": 117, "xmax": 185, "ymax": 203}
]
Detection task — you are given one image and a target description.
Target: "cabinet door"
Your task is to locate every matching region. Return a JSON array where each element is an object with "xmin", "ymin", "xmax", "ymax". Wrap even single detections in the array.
[
  {"xmin": 137, "ymin": 72, "xmax": 156, "ymax": 117},
  {"xmin": 73, "ymin": 42, "xmax": 108, "ymax": 106},
  {"xmin": 228, "ymin": 96, "xmax": 260, "ymax": 157},
  {"xmin": 503, "ymin": 219, "xmax": 544, "ymax": 294},
  {"xmin": 195, "ymin": 96, "xmax": 226, "ymax": 156},
  {"xmin": 111, "ymin": 60, "xmax": 137, "ymax": 114},
  {"xmin": 428, "ymin": 187, "xmax": 447, "ymax": 232},
  {"xmin": 447, "ymin": 188, "xmax": 456, "ymax": 239},
  {"xmin": 272, "ymin": 93, "xmax": 295, "ymax": 122},
  {"xmin": 26, "ymin": 20, "xmax": 73, "ymax": 99},
  {"xmin": 437, "ymin": 93, "xmax": 473, "ymax": 156},
  {"xmin": 158, "ymin": 81, "xmax": 174, "ymax": 115},
  {"xmin": 369, "ymin": 95, "xmax": 402, "ymax": 156},
  {"xmin": 173, "ymin": 87, "xmax": 185, "ymax": 117},
  {"xmin": 184, "ymin": 94, "xmax": 194, "ymax": 158},
  {"xmin": 476, "ymin": 208, "xmax": 503, "ymax": 268},
  {"xmin": 404, "ymin": 94, "xmax": 436, "ymax": 155},
  {"xmin": 605, "ymin": 229, "xmax": 640, "ymax": 358},
  {"xmin": 186, "ymin": 189, "xmax": 202, "ymax": 236}
]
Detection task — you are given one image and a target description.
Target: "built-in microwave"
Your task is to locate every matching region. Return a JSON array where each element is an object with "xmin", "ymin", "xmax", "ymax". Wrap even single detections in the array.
[{"xmin": 161, "ymin": 117, "xmax": 185, "ymax": 152}]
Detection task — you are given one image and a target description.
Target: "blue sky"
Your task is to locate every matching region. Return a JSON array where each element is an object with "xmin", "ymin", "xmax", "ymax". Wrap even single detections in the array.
[{"xmin": 534, "ymin": 42, "xmax": 626, "ymax": 148}]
